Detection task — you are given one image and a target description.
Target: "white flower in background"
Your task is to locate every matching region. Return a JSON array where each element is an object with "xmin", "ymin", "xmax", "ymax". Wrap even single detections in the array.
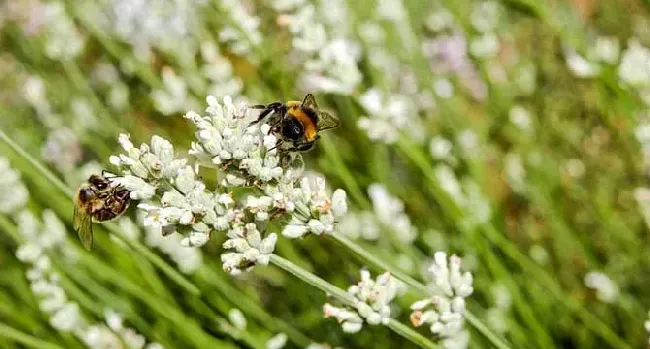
[
  {"xmin": 634, "ymin": 188, "xmax": 650, "ymax": 230},
  {"xmin": 41, "ymin": 2, "xmax": 85, "ymax": 61},
  {"xmin": 470, "ymin": 1, "xmax": 500, "ymax": 33},
  {"xmin": 0, "ymin": 157, "xmax": 29, "ymax": 214},
  {"xmin": 13, "ymin": 209, "xmax": 160, "ymax": 348},
  {"xmin": 470, "ymin": 33, "xmax": 500, "ymax": 59},
  {"xmin": 485, "ymin": 284, "xmax": 512, "ymax": 333},
  {"xmin": 337, "ymin": 211, "xmax": 380, "ymax": 241},
  {"xmin": 429, "ymin": 136, "xmax": 455, "ymax": 162},
  {"xmin": 376, "ymin": 0, "xmax": 416, "ymax": 52},
  {"xmin": 42, "ymin": 128, "xmax": 83, "ymax": 174},
  {"xmin": 509, "ymin": 105, "xmax": 533, "ymax": 132},
  {"xmin": 564, "ymin": 158, "xmax": 586, "ymax": 179},
  {"xmin": 425, "ymin": 9, "xmax": 455, "ymax": 33},
  {"xmin": 22, "ymin": 75, "xmax": 62, "ymax": 129},
  {"xmin": 142, "ymin": 220, "xmax": 204, "ymax": 274},
  {"xmin": 306, "ymin": 343, "xmax": 343, "ymax": 349},
  {"xmin": 200, "ymin": 42, "xmax": 243, "ymax": 98},
  {"xmin": 151, "ymin": 67, "xmax": 199, "ymax": 116},
  {"xmin": 504, "ymin": 153, "xmax": 526, "ymax": 193},
  {"xmin": 265, "ymin": 333, "xmax": 288, "ymax": 349},
  {"xmin": 436, "ymin": 164, "xmax": 492, "ymax": 227},
  {"xmin": 514, "ymin": 62, "xmax": 537, "ymax": 96},
  {"xmin": 584, "ymin": 271, "xmax": 619, "ymax": 303},
  {"xmin": 218, "ymin": 0, "xmax": 262, "ymax": 56},
  {"xmin": 324, "ymin": 270, "xmax": 398, "ymax": 333},
  {"xmin": 591, "ymin": 36, "xmax": 619, "ymax": 64},
  {"xmin": 271, "ymin": 1, "xmax": 362, "ymax": 95},
  {"xmin": 357, "ymin": 88, "xmax": 421, "ymax": 144},
  {"xmin": 368, "ymin": 184, "xmax": 417, "ymax": 243},
  {"xmin": 98, "ymin": 0, "xmax": 198, "ymax": 62},
  {"xmin": 618, "ymin": 40, "xmax": 650, "ymax": 88},
  {"xmin": 228, "ymin": 309, "xmax": 247, "ymax": 330},
  {"xmin": 410, "ymin": 252, "xmax": 473, "ymax": 349},
  {"xmin": 565, "ymin": 50, "xmax": 600, "ymax": 78}
]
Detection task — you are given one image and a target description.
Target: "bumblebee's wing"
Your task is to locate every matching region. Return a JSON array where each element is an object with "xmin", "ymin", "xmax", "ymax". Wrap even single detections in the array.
[
  {"xmin": 73, "ymin": 204, "xmax": 93, "ymax": 250},
  {"xmin": 301, "ymin": 94, "xmax": 319, "ymax": 109},
  {"xmin": 316, "ymin": 110, "xmax": 341, "ymax": 131}
]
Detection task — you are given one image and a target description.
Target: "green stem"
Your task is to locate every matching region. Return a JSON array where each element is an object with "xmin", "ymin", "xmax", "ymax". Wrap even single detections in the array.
[
  {"xmin": 270, "ymin": 255, "xmax": 440, "ymax": 349},
  {"xmin": 386, "ymin": 319, "xmax": 441, "ymax": 349},
  {"xmin": 0, "ymin": 323, "xmax": 67, "ymax": 349}
]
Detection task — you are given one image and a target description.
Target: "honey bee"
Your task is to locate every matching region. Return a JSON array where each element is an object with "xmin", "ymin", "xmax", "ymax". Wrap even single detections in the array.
[
  {"xmin": 73, "ymin": 173, "xmax": 130, "ymax": 250},
  {"xmin": 250, "ymin": 94, "xmax": 340, "ymax": 151}
]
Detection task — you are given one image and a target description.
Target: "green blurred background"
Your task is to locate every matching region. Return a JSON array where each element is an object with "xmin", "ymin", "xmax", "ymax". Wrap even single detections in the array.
[{"xmin": 1, "ymin": 0, "xmax": 650, "ymax": 348}]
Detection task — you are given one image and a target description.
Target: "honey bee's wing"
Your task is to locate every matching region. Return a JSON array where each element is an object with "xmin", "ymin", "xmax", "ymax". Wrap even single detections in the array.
[
  {"xmin": 73, "ymin": 204, "xmax": 93, "ymax": 250},
  {"xmin": 316, "ymin": 110, "xmax": 341, "ymax": 131},
  {"xmin": 301, "ymin": 94, "xmax": 319, "ymax": 109}
]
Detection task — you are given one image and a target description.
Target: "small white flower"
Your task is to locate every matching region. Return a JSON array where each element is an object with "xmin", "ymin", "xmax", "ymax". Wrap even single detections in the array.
[
  {"xmin": 566, "ymin": 51, "xmax": 600, "ymax": 78},
  {"xmin": 411, "ymin": 253, "xmax": 473, "ymax": 349},
  {"xmin": 229, "ymin": 309, "xmax": 247, "ymax": 330},
  {"xmin": 584, "ymin": 271, "xmax": 619, "ymax": 303},
  {"xmin": 324, "ymin": 271, "xmax": 398, "ymax": 333},
  {"xmin": 265, "ymin": 333, "xmax": 288, "ymax": 349},
  {"xmin": 618, "ymin": 40, "xmax": 650, "ymax": 88}
]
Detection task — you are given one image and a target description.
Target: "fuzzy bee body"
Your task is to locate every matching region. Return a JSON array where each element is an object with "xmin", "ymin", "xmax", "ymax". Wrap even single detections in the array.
[
  {"xmin": 250, "ymin": 94, "xmax": 340, "ymax": 152},
  {"xmin": 73, "ymin": 174, "xmax": 130, "ymax": 250}
]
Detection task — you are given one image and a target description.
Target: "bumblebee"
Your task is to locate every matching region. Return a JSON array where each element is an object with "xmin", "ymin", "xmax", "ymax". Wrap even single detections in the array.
[
  {"xmin": 250, "ymin": 94, "xmax": 340, "ymax": 151},
  {"xmin": 73, "ymin": 172, "xmax": 130, "ymax": 250}
]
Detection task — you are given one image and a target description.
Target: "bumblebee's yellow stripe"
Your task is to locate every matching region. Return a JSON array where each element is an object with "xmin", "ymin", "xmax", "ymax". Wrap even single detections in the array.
[{"xmin": 288, "ymin": 106, "xmax": 318, "ymax": 141}]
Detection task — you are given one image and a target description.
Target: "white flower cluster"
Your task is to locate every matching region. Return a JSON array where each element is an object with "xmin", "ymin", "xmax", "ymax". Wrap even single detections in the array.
[
  {"xmin": 281, "ymin": 177, "xmax": 348, "ymax": 239},
  {"xmin": 272, "ymin": 1, "xmax": 361, "ymax": 95},
  {"xmin": 111, "ymin": 95, "xmax": 348, "ymax": 274},
  {"xmin": 410, "ymin": 252, "xmax": 473, "ymax": 349},
  {"xmin": 222, "ymin": 223, "xmax": 277, "ymax": 275},
  {"xmin": 151, "ymin": 67, "xmax": 199, "ymax": 116},
  {"xmin": 367, "ymin": 184, "xmax": 417, "ymax": 243},
  {"xmin": 323, "ymin": 270, "xmax": 397, "ymax": 333},
  {"xmin": 200, "ymin": 41, "xmax": 243, "ymax": 98},
  {"xmin": 14, "ymin": 210, "xmax": 161, "ymax": 349},
  {"xmin": 618, "ymin": 40, "xmax": 650, "ymax": 106},
  {"xmin": 41, "ymin": 2, "xmax": 85, "ymax": 61},
  {"xmin": 111, "ymin": 133, "xmax": 237, "ymax": 249},
  {"xmin": 217, "ymin": 0, "xmax": 262, "ymax": 55},
  {"xmin": 0, "ymin": 157, "xmax": 29, "ymax": 214},
  {"xmin": 564, "ymin": 36, "xmax": 620, "ymax": 79},
  {"xmin": 16, "ymin": 210, "xmax": 81, "ymax": 331},
  {"xmin": 99, "ymin": 0, "xmax": 199, "ymax": 62},
  {"xmin": 357, "ymin": 88, "xmax": 423, "ymax": 144},
  {"xmin": 468, "ymin": 2, "xmax": 501, "ymax": 60}
]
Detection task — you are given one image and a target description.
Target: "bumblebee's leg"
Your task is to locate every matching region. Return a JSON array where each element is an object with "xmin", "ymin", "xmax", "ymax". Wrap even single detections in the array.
[
  {"xmin": 295, "ymin": 142, "xmax": 314, "ymax": 152},
  {"xmin": 249, "ymin": 102, "xmax": 284, "ymax": 125},
  {"xmin": 266, "ymin": 139, "xmax": 284, "ymax": 152}
]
